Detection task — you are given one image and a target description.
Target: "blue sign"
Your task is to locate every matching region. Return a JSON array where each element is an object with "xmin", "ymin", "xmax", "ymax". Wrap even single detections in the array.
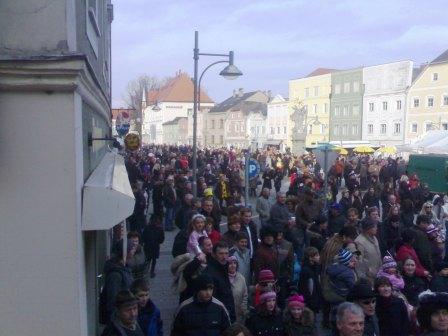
[
  {"xmin": 248, "ymin": 158, "xmax": 260, "ymax": 179},
  {"xmin": 116, "ymin": 123, "xmax": 130, "ymax": 136}
]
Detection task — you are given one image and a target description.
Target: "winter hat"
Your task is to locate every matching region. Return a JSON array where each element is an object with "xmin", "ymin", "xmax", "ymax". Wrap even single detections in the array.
[
  {"xmin": 204, "ymin": 188, "xmax": 214, "ymax": 197},
  {"xmin": 330, "ymin": 202, "xmax": 342, "ymax": 212},
  {"xmin": 381, "ymin": 255, "xmax": 397, "ymax": 270},
  {"xmin": 362, "ymin": 218, "xmax": 376, "ymax": 231},
  {"xmin": 426, "ymin": 224, "xmax": 438, "ymax": 234},
  {"xmin": 194, "ymin": 273, "xmax": 214, "ymax": 292},
  {"xmin": 227, "ymin": 255, "xmax": 238, "ymax": 264},
  {"xmin": 258, "ymin": 269, "xmax": 275, "ymax": 283},
  {"xmin": 115, "ymin": 290, "xmax": 139, "ymax": 309},
  {"xmin": 287, "ymin": 294, "xmax": 305, "ymax": 309},
  {"xmin": 347, "ymin": 279, "xmax": 376, "ymax": 301},
  {"xmin": 259, "ymin": 291, "xmax": 276, "ymax": 305},
  {"xmin": 417, "ymin": 290, "xmax": 448, "ymax": 330},
  {"xmin": 338, "ymin": 248, "xmax": 353, "ymax": 267}
]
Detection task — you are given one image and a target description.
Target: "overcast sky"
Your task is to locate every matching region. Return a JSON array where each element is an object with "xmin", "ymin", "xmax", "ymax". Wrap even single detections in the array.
[{"xmin": 111, "ymin": 0, "xmax": 448, "ymax": 107}]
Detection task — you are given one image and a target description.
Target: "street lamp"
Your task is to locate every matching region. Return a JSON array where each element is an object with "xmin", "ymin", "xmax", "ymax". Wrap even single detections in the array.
[{"xmin": 192, "ymin": 30, "xmax": 243, "ymax": 196}]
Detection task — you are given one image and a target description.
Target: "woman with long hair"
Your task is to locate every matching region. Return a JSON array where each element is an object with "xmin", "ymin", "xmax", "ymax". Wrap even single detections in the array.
[
  {"xmin": 245, "ymin": 291, "xmax": 284, "ymax": 336},
  {"xmin": 283, "ymin": 294, "xmax": 317, "ymax": 336}
]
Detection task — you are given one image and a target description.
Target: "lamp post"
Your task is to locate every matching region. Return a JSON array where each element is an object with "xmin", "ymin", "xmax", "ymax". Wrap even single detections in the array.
[{"xmin": 192, "ymin": 31, "xmax": 243, "ymax": 196}]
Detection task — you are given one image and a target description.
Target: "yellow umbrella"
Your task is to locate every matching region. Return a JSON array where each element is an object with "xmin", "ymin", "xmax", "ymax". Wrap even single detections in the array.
[
  {"xmin": 377, "ymin": 146, "xmax": 397, "ymax": 154},
  {"xmin": 334, "ymin": 146, "xmax": 349, "ymax": 155},
  {"xmin": 353, "ymin": 146, "xmax": 375, "ymax": 154}
]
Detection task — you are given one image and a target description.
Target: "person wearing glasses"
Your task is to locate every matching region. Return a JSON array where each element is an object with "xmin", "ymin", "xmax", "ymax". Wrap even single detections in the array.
[{"xmin": 346, "ymin": 279, "xmax": 380, "ymax": 336}]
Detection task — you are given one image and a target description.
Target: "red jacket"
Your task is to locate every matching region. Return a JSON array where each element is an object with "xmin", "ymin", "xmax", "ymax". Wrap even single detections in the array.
[{"xmin": 396, "ymin": 243, "xmax": 428, "ymax": 277}]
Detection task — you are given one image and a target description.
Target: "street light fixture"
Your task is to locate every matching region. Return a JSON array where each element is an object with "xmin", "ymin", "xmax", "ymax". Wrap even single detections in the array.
[{"xmin": 192, "ymin": 31, "xmax": 243, "ymax": 196}]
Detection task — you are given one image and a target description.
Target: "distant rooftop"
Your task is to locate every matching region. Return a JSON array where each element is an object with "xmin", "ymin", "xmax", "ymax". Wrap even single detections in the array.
[
  {"xmin": 306, "ymin": 68, "xmax": 338, "ymax": 77},
  {"xmin": 431, "ymin": 49, "xmax": 448, "ymax": 65}
]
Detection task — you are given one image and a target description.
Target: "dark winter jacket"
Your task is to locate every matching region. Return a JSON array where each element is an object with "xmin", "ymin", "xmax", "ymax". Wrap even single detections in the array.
[
  {"xmin": 162, "ymin": 184, "xmax": 176, "ymax": 208},
  {"xmin": 253, "ymin": 243, "xmax": 279, "ymax": 280},
  {"xmin": 298, "ymin": 262, "xmax": 322, "ymax": 313},
  {"xmin": 242, "ymin": 220, "xmax": 259, "ymax": 258},
  {"xmin": 245, "ymin": 310, "xmax": 284, "ymax": 336},
  {"xmin": 329, "ymin": 213, "xmax": 346, "ymax": 235},
  {"xmin": 171, "ymin": 296, "xmax": 231, "ymax": 336},
  {"xmin": 269, "ymin": 202, "xmax": 291, "ymax": 231},
  {"xmin": 363, "ymin": 314, "xmax": 380, "ymax": 336},
  {"xmin": 204, "ymin": 257, "xmax": 236, "ymax": 322},
  {"xmin": 410, "ymin": 226, "xmax": 434, "ymax": 272},
  {"xmin": 172, "ymin": 229, "xmax": 188, "ymax": 258},
  {"xmin": 142, "ymin": 225, "xmax": 165, "ymax": 259},
  {"xmin": 326, "ymin": 263, "xmax": 355, "ymax": 298},
  {"xmin": 376, "ymin": 295, "xmax": 410, "ymax": 336},
  {"xmin": 101, "ymin": 314, "xmax": 144, "ymax": 336},
  {"xmin": 138, "ymin": 299, "xmax": 163, "ymax": 336},
  {"xmin": 283, "ymin": 307, "xmax": 317, "ymax": 336},
  {"xmin": 403, "ymin": 273, "xmax": 427, "ymax": 307},
  {"xmin": 430, "ymin": 275, "xmax": 448, "ymax": 292},
  {"xmin": 175, "ymin": 204, "xmax": 194, "ymax": 230},
  {"xmin": 103, "ymin": 260, "xmax": 134, "ymax": 322}
]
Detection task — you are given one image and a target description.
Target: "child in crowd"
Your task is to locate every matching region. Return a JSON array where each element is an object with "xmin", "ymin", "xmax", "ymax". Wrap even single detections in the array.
[
  {"xmin": 204, "ymin": 217, "xmax": 221, "ymax": 245},
  {"xmin": 298, "ymin": 247, "xmax": 322, "ymax": 314},
  {"xmin": 325, "ymin": 248, "xmax": 357, "ymax": 301},
  {"xmin": 283, "ymin": 294, "xmax": 316, "ymax": 336},
  {"xmin": 186, "ymin": 214, "xmax": 207, "ymax": 256},
  {"xmin": 251, "ymin": 269, "xmax": 278, "ymax": 308},
  {"xmin": 426, "ymin": 224, "xmax": 445, "ymax": 266},
  {"xmin": 430, "ymin": 260, "xmax": 448, "ymax": 292},
  {"xmin": 130, "ymin": 279, "xmax": 163, "ymax": 336},
  {"xmin": 142, "ymin": 215, "xmax": 165, "ymax": 278},
  {"xmin": 377, "ymin": 255, "xmax": 405, "ymax": 293},
  {"xmin": 230, "ymin": 232, "xmax": 251, "ymax": 286}
]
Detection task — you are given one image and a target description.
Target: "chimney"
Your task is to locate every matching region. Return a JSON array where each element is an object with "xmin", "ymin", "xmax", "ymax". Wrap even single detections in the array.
[{"xmin": 238, "ymin": 88, "xmax": 244, "ymax": 97}]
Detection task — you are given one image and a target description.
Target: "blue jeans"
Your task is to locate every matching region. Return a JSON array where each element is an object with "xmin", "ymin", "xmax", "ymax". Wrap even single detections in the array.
[{"xmin": 164, "ymin": 207, "xmax": 175, "ymax": 231}]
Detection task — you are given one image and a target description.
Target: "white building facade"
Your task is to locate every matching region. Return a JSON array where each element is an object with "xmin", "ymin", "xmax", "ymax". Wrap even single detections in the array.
[
  {"xmin": 362, "ymin": 60, "xmax": 413, "ymax": 145},
  {"xmin": 266, "ymin": 94, "xmax": 289, "ymax": 148}
]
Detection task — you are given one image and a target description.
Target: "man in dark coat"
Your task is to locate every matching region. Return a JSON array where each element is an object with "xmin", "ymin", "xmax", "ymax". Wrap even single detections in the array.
[
  {"xmin": 410, "ymin": 214, "xmax": 434, "ymax": 272},
  {"xmin": 162, "ymin": 176, "xmax": 177, "ymax": 231},
  {"xmin": 203, "ymin": 241, "xmax": 236, "ymax": 322},
  {"xmin": 253, "ymin": 227, "xmax": 279, "ymax": 280},
  {"xmin": 240, "ymin": 207, "xmax": 259, "ymax": 259},
  {"xmin": 174, "ymin": 193, "xmax": 194, "ymax": 230},
  {"xmin": 269, "ymin": 191, "xmax": 293, "ymax": 231},
  {"xmin": 329, "ymin": 203, "xmax": 346, "ymax": 235}
]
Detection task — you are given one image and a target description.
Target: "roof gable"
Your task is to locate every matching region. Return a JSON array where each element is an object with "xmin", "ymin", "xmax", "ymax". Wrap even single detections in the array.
[
  {"xmin": 431, "ymin": 49, "xmax": 448, "ymax": 65},
  {"xmin": 306, "ymin": 68, "xmax": 338, "ymax": 77},
  {"xmin": 146, "ymin": 72, "xmax": 214, "ymax": 104}
]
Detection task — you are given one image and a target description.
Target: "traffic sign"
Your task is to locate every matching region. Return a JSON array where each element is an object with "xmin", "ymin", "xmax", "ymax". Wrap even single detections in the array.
[
  {"xmin": 116, "ymin": 111, "xmax": 131, "ymax": 136},
  {"xmin": 248, "ymin": 158, "xmax": 260, "ymax": 179}
]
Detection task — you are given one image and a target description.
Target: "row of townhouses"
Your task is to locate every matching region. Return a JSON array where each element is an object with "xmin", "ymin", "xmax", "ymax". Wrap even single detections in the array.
[{"xmin": 117, "ymin": 48, "xmax": 448, "ymax": 152}]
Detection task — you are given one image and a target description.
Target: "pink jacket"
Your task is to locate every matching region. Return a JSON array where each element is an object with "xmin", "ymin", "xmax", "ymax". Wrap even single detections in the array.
[{"xmin": 187, "ymin": 230, "xmax": 208, "ymax": 256}]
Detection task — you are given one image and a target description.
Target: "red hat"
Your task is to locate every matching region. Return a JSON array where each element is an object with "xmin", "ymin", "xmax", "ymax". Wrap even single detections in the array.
[
  {"xmin": 287, "ymin": 294, "xmax": 305, "ymax": 309},
  {"xmin": 258, "ymin": 269, "xmax": 275, "ymax": 283}
]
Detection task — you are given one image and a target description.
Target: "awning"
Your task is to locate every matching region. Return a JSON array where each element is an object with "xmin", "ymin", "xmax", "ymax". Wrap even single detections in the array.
[{"xmin": 82, "ymin": 151, "xmax": 135, "ymax": 231}]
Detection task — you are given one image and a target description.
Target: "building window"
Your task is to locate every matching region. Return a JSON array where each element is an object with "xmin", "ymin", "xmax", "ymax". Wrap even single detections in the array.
[
  {"xmin": 305, "ymin": 87, "xmax": 310, "ymax": 98},
  {"xmin": 343, "ymin": 105, "xmax": 348, "ymax": 116},
  {"xmin": 270, "ymin": 127, "xmax": 274, "ymax": 134},
  {"xmin": 342, "ymin": 125, "xmax": 348, "ymax": 135},
  {"xmin": 414, "ymin": 98, "xmax": 420, "ymax": 107},
  {"xmin": 397, "ymin": 100, "xmax": 402, "ymax": 110},
  {"xmin": 352, "ymin": 125, "xmax": 358, "ymax": 135},
  {"xmin": 428, "ymin": 97, "xmax": 434, "ymax": 107},
  {"xmin": 353, "ymin": 81, "xmax": 360, "ymax": 93},
  {"xmin": 335, "ymin": 84, "xmax": 341, "ymax": 94},
  {"xmin": 352, "ymin": 105, "xmax": 359, "ymax": 116},
  {"xmin": 277, "ymin": 126, "xmax": 280, "ymax": 134},
  {"xmin": 433, "ymin": 73, "xmax": 439, "ymax": 81},
  {"xmin": 443, "ymin": 95, "xmax": 448, "ymax": 106},
  {"xmin": 425, "ymin": 123, "xmax": 433, "ymax": 132},
  {"xmin": 211, "ymin": 120, "xmax": 215, "ymax": 129},
  {"xmin": 380, "ymin": 124, "xmax": 387, "ymax": 134},
  {"xmin": 368, "ymin": 124, "xmax": 373, "ymax": 134},
  {"xmin": 344, "ymin": 82, "xmax": 350, "ymax": 93},
  {"xmin": 383, "ymin": 101, "xmax": 388, "ymax": 110},
  {"xmin": 262, "ymin": 126, "xmax": 265, "ymax": 134},
  {"xmin": 411, "ymin": 123, "xmax": 418, "ymax": 133},
  {"xmin": 394, "ymin": 123, "xmax": 401, "ymax": 134},
  {"xmin": 283, "ymin": 126, "xmax": 287, "ymax": 134},
  {"xmin": 324, "ymin": 103, "xmax": 328, "ymax": 113},
  {"xmin": 313, "ymin": 104, "xmax": 318, "ymax": 113},
  {"xmin": 211, "ymin": 135, "xmax": 215, "ymax": 144},
  {"xmin": 334, "ymin": 125, "xmax": 339, "ymax": 135},
  {"xmin": 308, "ymin": 124, "xmax": 313, "ymax": 134},
  {"xmin": 334, "ymin": 106, "xmax": 340, "ymax": 116},
  {"xmin": 442, "ymin": 123, "xmax": 448, "ymax": 130},
  {"xmin": 369, "ymin": 102, "xmax": 374, "ymax": 112},
  {"xmin": 220, "ymin": 135, "xmax": 223, "ymax": 143},
  {"xmin": 314, "ymin": 86, "xmax": 319, "ymax": 96},
  {"xmin": 219, "ymin": 119, "xmax": 224, "ymax": 129}
]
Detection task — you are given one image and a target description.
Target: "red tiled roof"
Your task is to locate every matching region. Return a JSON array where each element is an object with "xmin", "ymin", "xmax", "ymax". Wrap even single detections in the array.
[
  {"xmin": 306, "ymin": 68, "xmax": 338, "ymax": 77},
  {"xmin": 111, "ymin": 108, "xmax": 135, "ymax": 120},
  {"xmin": 146, "ymin": 72, "xmax": 214, "ymax": 104}
]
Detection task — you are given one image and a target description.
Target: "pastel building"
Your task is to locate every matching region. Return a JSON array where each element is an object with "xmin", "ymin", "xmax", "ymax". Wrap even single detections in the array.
[
  {"xmin": 329, "ymin": 68, "xmax": 364, "ymax": 141},
  {"xmin": 406, "ymin": 49, "xmax": 448, "ymax": 141},
  {"xmin": 362, "ymin": 60, "xmax": 413, "ymax": 145},
  {"xmin": 266, "ymin": 94, "xmax": 289, "ymax": 150},
  {"xmin": 288, "ymin": 68, "xmax": 335, "ymax": 148}
]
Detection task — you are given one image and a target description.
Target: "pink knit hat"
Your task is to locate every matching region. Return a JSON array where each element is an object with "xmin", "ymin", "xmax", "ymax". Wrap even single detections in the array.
[
  {"xmin": 287, "ymin": 294, "xmax": 305, "ymax": 309},
  {"xmin": 258, "ymin": 269, "xmax": 275, "ymax": 283},
  {"xmin": 259, "ymin": 291, "xmax": 276, "ymax": 304}
]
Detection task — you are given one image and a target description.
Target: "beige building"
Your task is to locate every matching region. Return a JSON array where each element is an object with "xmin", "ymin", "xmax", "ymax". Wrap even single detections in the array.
[
  {"xmin": 162, "ymin": 117, "xmax": 188, "ymax": 145},
  {"xmin": 406, "ymin": 49, "xmax": 448, "ymax": 141}
]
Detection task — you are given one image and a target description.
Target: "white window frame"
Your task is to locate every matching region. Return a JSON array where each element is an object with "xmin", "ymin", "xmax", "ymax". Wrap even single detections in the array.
[
  {"xmin": 334, "ymin": 125, "xmax": 339, "ymax": 135},
  {"xmin": 383, "ymin": 101, "xmax": 388, "ymax": 111},
  {"xmin": 369, "ymin": 102, "xmax": 374, "ymax": 112},
  {"xmin": 352, "ymin": 124, "xmax": 358, "ymax": 135},
  {"xmin": 343, "ymin": 105, "xmax": 348, "ymax": 116},
  {"xmin": 443, "ymin": 95, "xmax": 448, "ymax": 106},
  {"xmin": 394, "ymin": 123, "xmax": 401, "ymax": 134},
  {"xmin": 441, "ymin": 123, "xmax": 448, "ymax": 131},
  {"xmin": 353, "ymin": 81, "xmax": 360, "ymax": 93},
  {"xmin": 305, "ymin": 87, "xmax": 310, "ymax": 98},
  {"xmin": 413, "ymin": 97, "xmax": 420, "ymax": 108},
  {"xmin": 433, "ymin": 73, "xmax": 439, "ymax": 81},
  {"xmin": 410, "ymin": 123, "xmax": 418, "ymax": 133},
  {"xmin": 334, "ymin": 106, "xmax": 340, "ymax": 116},
  {"xmin": 314, "ymin": 86, "xmax": 319, "ymax": 96},
  {"xmin": 380, "ymin": 123, "xmax": 387, "ymax": 134},
  {"xmin": 427, "ymin": 96, "xmax": 435, "ymax": 107},
  {"xmin": 352, "ymin": 105, "xmax": 359, "ymax": 116},
  {"xmin": 368, "ymin": 124, "xmax": 373, "ymax": 134},
  {"xmin": 344, "ymin": 82, "xmax": 350, "ymax": 93},
  {"xmin": 324, "ymin": 103, "xmax": 328, "ymax": 113},
  {"xmin": 86, "ymin": 0, "xmax": 101, "ymax": 57},
  {"xmin": 396, "ymin": 100, "xmax": 402, "ymax": 110},
  {"xmin": 313, "ymin": 104, "xmax": 318, "ymax": 113},
  {"xmin": 335, "ymin": 84, "xmax": 341, "ymax": 94}
]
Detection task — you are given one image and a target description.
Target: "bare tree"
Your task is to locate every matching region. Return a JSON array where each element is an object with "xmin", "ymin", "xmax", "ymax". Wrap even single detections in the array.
[{"xmin": 122, "ymin": 74, "xmax": 167, "ymax": 110}]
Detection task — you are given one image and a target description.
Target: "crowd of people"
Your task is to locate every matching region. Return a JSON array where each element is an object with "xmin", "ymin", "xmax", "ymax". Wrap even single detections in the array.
[{"xmin": 99, "ymin": 144, "xmax": 448, "ymax": 336}]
